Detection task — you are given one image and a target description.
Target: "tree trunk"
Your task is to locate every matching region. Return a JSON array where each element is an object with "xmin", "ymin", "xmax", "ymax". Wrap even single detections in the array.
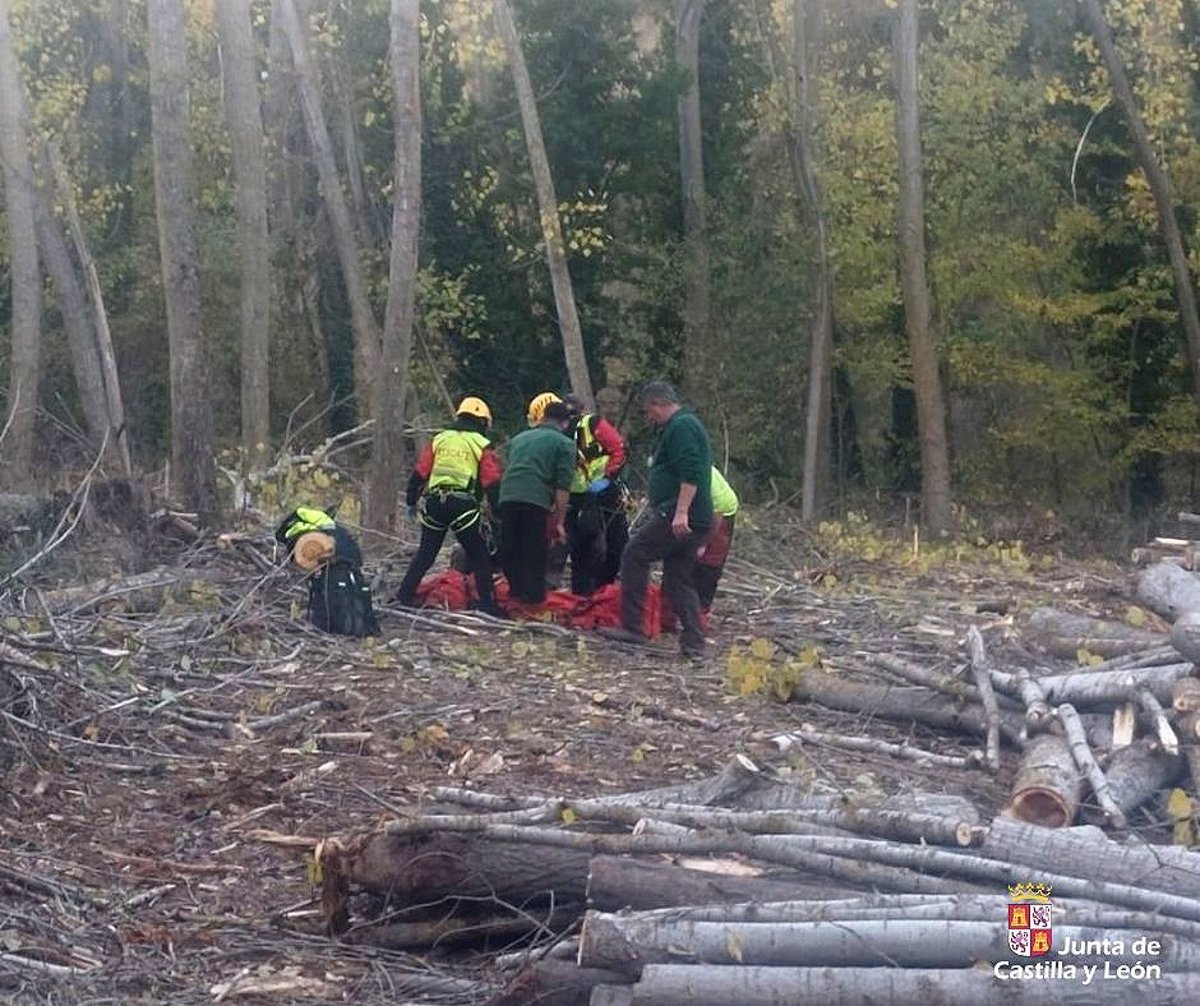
[
  {"xmin": 215, "ymin": 0, "xmax": 271, "ymax": 465},
  {"xmin": 31, "ymin": 177, "xmax": 114, "ymax": 460},
  {"xmin": 1091, "ymin": 738, "xmax": 1184, "ymax": 817},
  {"xmin": 674, "ymin": 0, "xmax": 711, "ymax": 410},
  {"xmin": 1027, "ymin": 606, "xmax": 1166, "ymax": 659},
  {"xmin": 625, "ymin": 964, "xmax": 1200, "ymax": 1006},
  {"xmin": 45, "ymin": 143, "xmax": 132, "ymax": 475},
  {"xmin": 579, "ymin": 913, "xmax": 1200, "ymax": 976},
  {"xmin": 488, "ymin": 961, "xmax": 629, "ymax": 1006},
  {"xmin": 1078, "ymin": 0, "xmax": 1200, "ymax": 410},
  {"xmin": 1007, "ymin": 733, "xmax": 1084, "ymax": 827},
  {"xmin": 585, "ymin": 855, "xmax": 836, "ymax": 912},
  {"xmin": 1135, "ymin": 561, "xmax": 1200, "ymax": 622},
  {"xmin": 277, "ymin": 0, "xmax": 382, "ymax": 424},
  {"xmin": 982, "ymin": 815, "xmax": 1200, "ymax": 901},
  {"xmin": 892, "ymin": 0, "xmax": 951, "ymax": 534},
  {"xmin": 146, "ymin": 0, "xmax": 220, "ymax": 524},
  {"xmin": 991, "ymin": 662, "xmax": 1193, "ymax": 707},
  {"xmin": 791, "ymin": 0, "xmax": 834, "ymax": 522},
  {"xmin": 0, "ymin": 0, "xmax": 41, "ymax": 488},
  {"xmin": 492, "ymin": 0, "xmax": 594, "ymax": 409},
  {"xmin": 363, "ymin": 0, "xmax": 420, "ymax": 534}
]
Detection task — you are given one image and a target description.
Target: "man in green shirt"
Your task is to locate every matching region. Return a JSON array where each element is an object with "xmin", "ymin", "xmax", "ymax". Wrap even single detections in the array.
[
  {"xmin": 498, "ymin": 400, "xmax": 575, "ymax": 603},
  {"xmin": 602, "ymin": 381, "xmax": 713, "ymax": 659}
]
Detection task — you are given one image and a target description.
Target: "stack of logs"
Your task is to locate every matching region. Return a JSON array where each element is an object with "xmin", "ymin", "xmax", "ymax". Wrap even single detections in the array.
[
  {"xmin": 316, "ymin": 756, "xmax": 1200, "ymax": 1004},
  {"xmin": 310, "ymin": 565, "xmax": 1200, "ymax": 1004}
]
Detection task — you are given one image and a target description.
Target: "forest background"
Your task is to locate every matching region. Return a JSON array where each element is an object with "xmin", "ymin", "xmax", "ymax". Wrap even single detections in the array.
[{"xmin": 1, "ymin": 0, "xmax": 1199, "ymax": 557}]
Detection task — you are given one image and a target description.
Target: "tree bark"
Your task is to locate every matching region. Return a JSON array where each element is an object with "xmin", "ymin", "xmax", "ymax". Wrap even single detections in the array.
[
  {"xmin": 1058, "ymin": 702, "xmax": 1126, "ymax": 826},
  {"xmin": 1136, "ymin": 561, "xmax": 1200, "ymax": 622},
  {"xmin": 147, "ymin": 0, "xmax": 220, "ymax": 524},
  {"xmin": 487, "ymin": 961, "xmax": 629, "ymax": 1006},
  {"xmin": 892, "ymin": 0, "xmax": 952, "ymax": 534},
  {"xmin": 0, "ymin": 0, "xmax": 41, "ymax": 488},
  {"xmin": 277, "ymin": 0, "xmax": 382, "ymax": 423},
  {"xmin": 363, "ymin": 0, "xmax": 421, "ymax": 534},
  {"xmin": 674, "ymin": 0, "xmax": 711, "ymax": 411},
  {"xmin": 982, "ymin": 815, "xmax": 1200, "ymax": 901},
  {"xmin": 215, "ymin": 0, "xmax": 272, "ymax": 465},
  {"xmin": 791, "ymin": 0, "xmax": 834, "ymax": 522},
  {"xmin": 44, "ymin": 143, "xmax": 132, "ymax": 475},
  {"xmin": 1007, "ymin": 733, "xmax": 1084, "ymax": 827},
  {"xmin": 991, "ymin": 662, "xmax": 1193, "ymax": 708},
  {"xmin": 1171, "ymin": 613, "xmax": 1200, "ymax": 663},
  {"xmin": 585, "ymin": 855, "xmax": 836, "ymax": 912},
  {"xmin": 492, "ymin": 0, "xmax": 593, "ymax": 408},
  {"xmin": 1090, "ymin": 738, "xmax": 1183, "ymax": 818},
  {"xmin": 1027, "ymin": 606, "xmax": 1167, "ymax": 660},
  {"xmin": 579, "ymin": 913, "xmax": 1200, "ymax": 976},
  {"xmin": 1078, "ymin": 0, "xmax": 1200, "ymax": 410},
  {"xmin": 626, "ymin": 964, "xmax": 1200, "ymax": 1006}
]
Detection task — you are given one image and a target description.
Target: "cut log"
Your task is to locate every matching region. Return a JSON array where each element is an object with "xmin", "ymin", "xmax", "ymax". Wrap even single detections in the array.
[
  {"xmin": 1174, "ymin": 677, "xmax": 1200, "ymax": 714},
  {"xmin": 1171, "ymin": 611, "xmax": 1200, "ymax": 662},
  {"xmin": 966, "ymin": 626, "xmax": 1002, "ymax": 770},
  {"xmin": 317, "ymin": 829, "xmax": 593, "ymax": 932},
  {"xmin": 578, "ymin": 913, "xmax": 1200, "ymax": 976},
  {"xmin": 864, "ymin": 652, "xmax": 980, "ymax": 701},
  {"xmin": 1027, "ymin": 606, "xmax": 1165, "ymax": 659},
  {"xmin": 343, "ymin": 901, "xmax": 583, "ymax": 950},
  {"xmin": 625, "ymin": 965, "xmax": 1200, "ymax": 1006},
  {"xmin": 1005, "ymin": 666, "xmax": 1051, "ymax": 730},
  {"xmin": 773, "ymin": 725, "xmax": 984, "ymax": 769},
  {"xmin": 486, "ymin": 961, "xmax": 629, "ymax": 1006},
  {"xmin": 982, "ymin": 815, "xmax": 1200, "ymax": 901},
  {"xmin": 990, "ymin": 662, "xmax": 1194, "ymax": 707},
  {"xmin": 1135, "ymin": 688, "xmax": 1180, "ymax": 756},
  {"xmin": 784, "ymin": 672, "xmax": 1025, "ymax": 746},
  {"xmin": 1088, "ymin": 739, "xmax": 1184, "ymax": 820},
  {"xmin": 1137, "ymin": 562, "xmax": 1200, "ymax": 621},
  {"xmin": 590, "ymin": 988, "xmax": 633, "ymax": 1006},
  {"xmin": 585, "ymin": 855, "xmax": 837, "ymax": 912},
  {"xmin": 1006, "ymin": 733, "xmax": 1083, "ymax": 827},
  {"xmin": 628, "ymin": 893, "xmax": 1200, "ymax": 939},
  {"xmin": 1058, "ymin": 703, "xmax": 1126, "ymax": 827}
]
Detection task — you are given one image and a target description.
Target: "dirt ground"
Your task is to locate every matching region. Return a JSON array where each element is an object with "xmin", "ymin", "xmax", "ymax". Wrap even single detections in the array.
[{"xmin": 0, "ymin": 508, "xmax": 1151, "ymax": 1004}]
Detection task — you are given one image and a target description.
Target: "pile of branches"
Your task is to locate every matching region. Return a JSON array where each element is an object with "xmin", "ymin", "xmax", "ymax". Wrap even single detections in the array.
[{"xmin": 314, "ymin": 754, "xmax": 1200, "ymax": 1005}]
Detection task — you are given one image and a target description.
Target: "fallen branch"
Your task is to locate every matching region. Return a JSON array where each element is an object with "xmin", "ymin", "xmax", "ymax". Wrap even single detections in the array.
[
  {"xmin": 772, "ymin": 725, "xmax": 984, "ymax": 771},
  {"xmin": 965, "ymin": 626, "xmax": 1002, "ymax": 770},
  {"xmin": 1057, "ymin": 703, "xmax": 1127, "ymax": 828}
]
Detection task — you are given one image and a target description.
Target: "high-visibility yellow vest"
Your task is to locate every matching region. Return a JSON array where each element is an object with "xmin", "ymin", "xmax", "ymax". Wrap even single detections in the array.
[
  {"xmin": 710, "ymin": 466, "xmax": 739, "ymax": 517},
  {"xmin": 570, "ymin": 414, "xmax": 610, "ymax": 493},
  {"xmin": 282, "ymin": 506, "xmax": 336, "ymax": 540},
  {"xmin": 429, "ymin": 429, "xmax": 490, "ymax": 493}
]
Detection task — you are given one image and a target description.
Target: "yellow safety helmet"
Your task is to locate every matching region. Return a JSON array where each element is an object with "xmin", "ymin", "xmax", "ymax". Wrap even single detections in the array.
[
  {"xmin": 527, "ymin": 391, "xmax": 562, "ymax": 425},
  {"xmin": 456, "ymin": 396, "xmax": 492, "ymax": 424}
]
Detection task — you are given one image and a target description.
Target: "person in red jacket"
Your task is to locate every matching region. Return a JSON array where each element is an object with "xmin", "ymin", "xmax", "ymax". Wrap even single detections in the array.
[
  {"xmin": 562, "ymin": 393, "xmax": 629, "ymax": 595},
  {"xmin": 393, "ymin": 397, "xmax": 505, "ymax": 616}
]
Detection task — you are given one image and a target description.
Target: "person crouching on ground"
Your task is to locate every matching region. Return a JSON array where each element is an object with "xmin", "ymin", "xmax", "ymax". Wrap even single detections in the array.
[
  {"xmin": 393, "ymin": 396, "xmax": 506, "ymax": 617},
  {"xmin": 601, "ymin": 381, "xmax": 713, "ymax": 660},
  {"xmin": 275, "ymin": 505, "xmax": 380, "ymax": 637},
  {"xmin": 498, "ymin": 399, "xmax": 575, "ymax": 604}
]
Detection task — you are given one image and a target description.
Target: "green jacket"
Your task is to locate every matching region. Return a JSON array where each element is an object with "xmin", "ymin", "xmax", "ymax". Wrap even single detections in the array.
[
  {"xmin": 499, "ymin": 424, "xmax": 576, "ymax": 509},
  {"xmin": 648, "ymin": 408, "xmax": 713, "ymax": 531}
]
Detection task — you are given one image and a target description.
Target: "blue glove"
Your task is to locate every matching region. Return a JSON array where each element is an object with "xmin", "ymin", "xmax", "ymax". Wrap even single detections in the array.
[
  {"xmin": 406, "ymin": 504, "xmax": 417, "ymax": 520},
  {"xmin": 587, "ymin": 477, "xmax": 611, "ymax": 494}
]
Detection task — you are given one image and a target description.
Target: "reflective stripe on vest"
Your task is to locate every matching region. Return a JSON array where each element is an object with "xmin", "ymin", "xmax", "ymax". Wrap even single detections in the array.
[
  {"xmin": 429, "ymin": 429, "xmax": 490, "ymax": 492},
  {"xmin": 570, "ymin": 414, "xmax": 610, "ymax": 493},
  {"xmin": 710, "ymin": 466, "xmax": 739, "ymax": 517}
]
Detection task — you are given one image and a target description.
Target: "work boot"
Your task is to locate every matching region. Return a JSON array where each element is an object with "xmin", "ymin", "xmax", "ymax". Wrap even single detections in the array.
[{"xmin": 598, "ymin": 625, "xmax": 650, "ymax": 646}]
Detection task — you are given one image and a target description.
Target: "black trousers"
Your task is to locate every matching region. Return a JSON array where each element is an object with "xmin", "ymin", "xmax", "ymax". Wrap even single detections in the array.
[
  {"xmin": 395, "ymin": 492, "xmax": 495, "ymax": 609},
  {"xmin": 619, "ymin": 512, "xmax": 705, "ymax": 655},
  {"xmin": 500, "ymin": 501, "xmax": 550, "ymax": 604},
  {"xmin": 566, "ymin": 491, "xmax": 629, "ymax": 596}
]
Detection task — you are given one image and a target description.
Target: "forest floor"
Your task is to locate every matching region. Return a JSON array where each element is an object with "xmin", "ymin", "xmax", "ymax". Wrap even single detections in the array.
[{"xmin": 0, "ymin": 504, "xmax": 1154, "ymax": 1004}]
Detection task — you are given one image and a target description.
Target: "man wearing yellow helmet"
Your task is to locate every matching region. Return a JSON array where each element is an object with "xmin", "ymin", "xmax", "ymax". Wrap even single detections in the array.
[
  {"xmin": 526, "ymin": 391, "xmax": 562, "ymax": 426},
  {"xmin": 393, "ymin": 396, "xmax": 505, "ymax": 616}
]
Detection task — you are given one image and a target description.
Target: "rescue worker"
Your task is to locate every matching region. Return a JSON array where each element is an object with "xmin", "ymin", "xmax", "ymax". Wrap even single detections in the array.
[
  {"xmin": 562, "ymin": 393, "xmax": 628, "ymax": 596},
  {"xmin": 527, "ymin": 392, "xmax": 570, "ymax": 589},
  {"xmin": 499, "ymin": 398, "xmax": 575, "ymax": 604},
  {"xmin": 393, "ymin": 396, "xmax": 505, "ymax": 617},
  {"xmin": 274, "ymin": 505, "xmax": 380, "ymax": 637},
  {"xmin": 696, "ymin": 466, "xmax": 739, "ymax": 609},
  {"xmin": 600, "ymin": 381, "xmax": 712, "ymax": 661}
]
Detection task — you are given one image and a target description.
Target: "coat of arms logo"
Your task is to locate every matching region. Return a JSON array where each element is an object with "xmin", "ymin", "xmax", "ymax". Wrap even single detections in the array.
[{"xmin": 1008, "ymin": 882, "xmax": 1053, "ymax": 958}]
